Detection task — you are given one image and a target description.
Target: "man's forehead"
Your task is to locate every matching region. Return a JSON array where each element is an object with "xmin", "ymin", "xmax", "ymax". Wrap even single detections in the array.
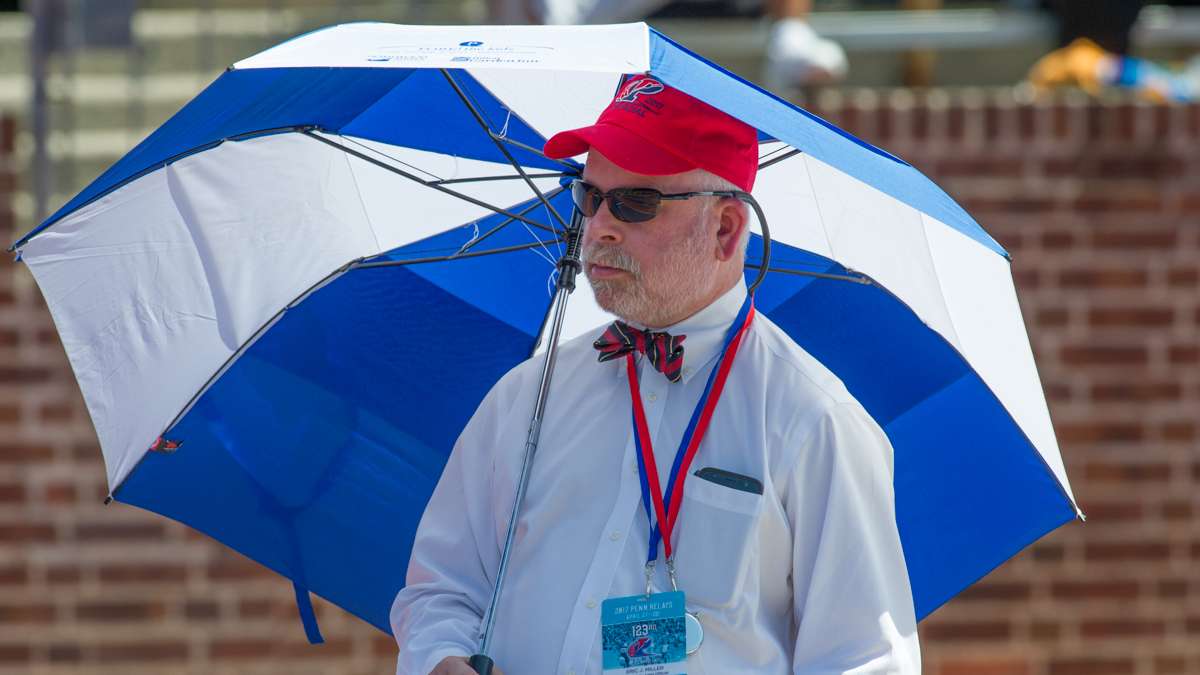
[{"xmin": 582, "ymin": 151, "xmax": 701, "ymax": 191}]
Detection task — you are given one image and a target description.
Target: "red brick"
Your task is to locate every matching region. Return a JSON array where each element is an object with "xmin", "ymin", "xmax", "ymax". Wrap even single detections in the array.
[
  {"xmin": 1036, "ymin": 308, "xmax": 1069, "ymax": 327},
  {"xmin": 1162, "ymin": 421, "xmax": 1196, "ymax": 441},
  {"xmin": 43, "ymin": 482, "xmax": 77, "ymax": 504},
  {"xmin": 1153, "ymin": 655, "xmax": 1187, "ymax": 674},
  {"xmin": 1052, "ymin": 579, "xmax": 1140, "ymax": 600},
  {"xmin": 0, "ymin": 602, "xmax": 55, "ymax": 623},
  {"xmin": 0, "ymin": 443, "xmax": 54, "ymax": 463},
  {"xmin": 238, "ymin": 597, "xmax": 278, "ymax": 618},
  {"xmin": 1059, "ymin": 268, "xmax": 1148, "ymax": 289},
  {"xmin": 924, "ymin": 620, "xmax": 1012, "ymax": 641},
  {"xmin": 374, "ymin": 634, "xmax": 399, "ymax": 656},
  {"xmin": 98, "ymin": 563, "xmax": 187, "ymax": 584},
  {"xmin": 1168, "ymin": 344, "xmax": 1198, "ymax": 364},
  {"xmin": 1080, "ymin": 618, "xmax": 1166, "ymax": 638},
  {"xmin": 1167, "ymin": 266, "xmax": 1198, "ymax": 287},
  {"xmin": 208, "ymin": 557, "xmax": 268, "ymax": 581},
  {"xmin": 37, "ymin": 401, "xmax": 73, "ymax": 422},
  {"xmin": 1091, "ymin": 226, "xmax": 1175, "ymax": 248},
  {"xmin": 940, "ymin": 658, "xmax": 1031, "ymax": 675},
  {"xmin": 0, "ymin": 522, "xmax": 55, "ymax": 543},
  {"xmin": 0, "ymin": 482, "xmax": 25, "ymax": 504},
  {"xmin": 183, "ymin": 599, "xmax": 219, "ymax": 620},
  {"xmin": 1090, "ymin": 381, "xmax": 1181, "ymax": 402},
  {"xmin": 1094, "ymin": 155, "xmax": 1184, "ymax": 179},
  {"xmin": 0, "ymin": 644, "xmax": 31, "ymax": 663},
  {"xmin": 1113, "ymin": 103, "xmax": 1136, "ymax": 141},
  {"xmin": 1049, "ymin": 657, "xmax": 1134, "ymax": 675},
  {"xmin": 955, "ymin": 581, "xmax": 1032, "ymax": 602},
  {"xmin": 46, "ymin": 565, "xmax": 80, "ymax": 585},
  {"xmin": 0, "ymin": 564, "xmax": 27, "ymax": 585},
  {"xmin": 1056, "ymin": 421, "xmax": 1144, "ymax": 443},
  {"xmin": 73, "ymin": 522, "xmax": 165, "ymax": 542},
  {"xmin": 1161, "ymin": 502, "xmax": 1192, "ymax": 521},
  {"xmin": 1059, "ymin": 345, "xmax": 1148, "ymax": 367},
  {"xmin": 0, "ymin": 366, "xmax": 54, "ymax": 383},
  {"xmin": 1032, "ymin": 542, "xmax": 1066, "ymax": 561},
  {"xmin": 1040, "ymin": 229, "xmax": 1076, "ymax": 250},
  {"xmin": 35, "ymin": 326, "xmax": 59, "ymax": 345},
  {"xmin": 1084, "ymin": 462, "xmax": 1171, "ymax": 483},
  {"xmin": 95, "ymin": 641, "xmax": 188, "ymax": 663},
  {"xmin": 211, "ymin": 638, "xmax": 274, "ymax": 660},
  {"xmin": 1084, "ymin": 541, "xmax": 1171, "ymax": 562},
  {"xmin": 1087, "ymin": 306, "xmax": 1174, "ymax": 328},
  {"xmin": 1031, "ymin": 621, "xmax": 1061, "ymax": 642},
  {"xmin": 77, "ymin": 600, "xmax": 166, "ymax": 622},
  {"xmin": 1157, "ymin": 578, "xmax": 1188, "ymax": 598},
  {"xmin": 937, "ymin": 157, "xmax": 1023, "ymax": 177}
]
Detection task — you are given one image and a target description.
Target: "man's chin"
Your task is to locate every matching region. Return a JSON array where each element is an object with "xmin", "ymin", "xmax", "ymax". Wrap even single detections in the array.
[{"xmin": 588, "ymin": 280, "xmax": 639, "ymax": 319}]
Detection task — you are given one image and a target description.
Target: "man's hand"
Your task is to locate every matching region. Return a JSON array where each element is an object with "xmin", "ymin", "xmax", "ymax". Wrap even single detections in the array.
[{"xmin": 430, "ymin": 656, "xmax": 506, "ymax": 675}]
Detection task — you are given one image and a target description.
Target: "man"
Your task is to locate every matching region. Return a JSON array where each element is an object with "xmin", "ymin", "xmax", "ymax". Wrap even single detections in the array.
[{"xmin": 391, "ymin": 76, "xmax": 920, "ymax": 674}]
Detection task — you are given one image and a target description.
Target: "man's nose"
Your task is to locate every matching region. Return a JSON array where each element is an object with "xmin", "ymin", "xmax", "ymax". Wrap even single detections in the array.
[{"xmin": 581, "ymin": 201, "xmax": 623, "ymax": 246}]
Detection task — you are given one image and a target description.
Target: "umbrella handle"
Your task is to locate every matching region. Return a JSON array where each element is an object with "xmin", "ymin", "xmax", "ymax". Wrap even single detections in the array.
[{"xmin": 467, "ymin": 654, "xmax": 495, "ymax": 674}]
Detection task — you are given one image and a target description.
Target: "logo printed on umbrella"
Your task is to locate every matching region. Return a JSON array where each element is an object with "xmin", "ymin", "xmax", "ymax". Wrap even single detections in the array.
[{"xmin": 460, "ymin": 40, "xmax": 483, "ymax": 47}]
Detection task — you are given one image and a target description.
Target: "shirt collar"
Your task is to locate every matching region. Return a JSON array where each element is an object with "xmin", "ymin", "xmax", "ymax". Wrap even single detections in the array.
[{"xmin": 615, "ymin": 279, "xmax": 748, "ymax": 385}]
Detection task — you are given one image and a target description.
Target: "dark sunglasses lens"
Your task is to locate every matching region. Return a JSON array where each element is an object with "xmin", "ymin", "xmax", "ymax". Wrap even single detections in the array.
[
  {"xmin": 610, "ymin": 189, "xmax": 661, "ymax": 223},
  {"xmin": 571, "ymin": 181, "xmax": 602, "ymax": 217}
]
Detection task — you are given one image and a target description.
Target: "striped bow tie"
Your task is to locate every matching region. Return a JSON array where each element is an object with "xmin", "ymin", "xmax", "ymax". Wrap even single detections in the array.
[{"xmin": 593, "ymin": 321, "xmax": 686, "ymax": 383}]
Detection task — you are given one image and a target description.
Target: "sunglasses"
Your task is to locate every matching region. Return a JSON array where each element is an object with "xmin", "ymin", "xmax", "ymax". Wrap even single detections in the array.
[{"xmin": 569, "ymin": 179, "xmax": 747, "ymax": 223}]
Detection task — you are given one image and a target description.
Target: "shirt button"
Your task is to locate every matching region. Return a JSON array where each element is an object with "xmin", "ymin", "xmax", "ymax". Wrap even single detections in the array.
[
  {"xmin": 585, "ymin": 599, "xmax": 597, "ymax": 609},
  {"xmin": 647, "ymin": 392, "xmax": 658, "ymax": 402},
  {"xmin": 610, "ymin": 530, "xmax": 621, "ymax": 541}
]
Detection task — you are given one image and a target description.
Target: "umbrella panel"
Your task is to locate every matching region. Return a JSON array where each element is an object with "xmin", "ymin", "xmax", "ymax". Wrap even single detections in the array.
[
  {"xmin": 115, "ymin": 202, "xmax": 565, "ymax": 632},
  {"xmin": 749, "ymin": 243, "xmax": 1076, "ymax": 619}
]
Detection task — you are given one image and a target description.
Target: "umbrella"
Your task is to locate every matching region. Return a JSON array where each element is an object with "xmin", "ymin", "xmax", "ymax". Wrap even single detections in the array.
[{"xmin": 10, "ymin": 22, "xmax": 1081, "ymax": 647}]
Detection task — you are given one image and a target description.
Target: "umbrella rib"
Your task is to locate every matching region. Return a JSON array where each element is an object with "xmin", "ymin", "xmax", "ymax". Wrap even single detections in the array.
[
  {"xmin": 433, "ymin": 172, "xmax": 572, "ymax": 186},
  {"xmin": 439, "ymin": 69, "xmax": 573, "ymax": 233},
  {"xmin": 758, "ymin": 148, "xmax": 802, "ymax": 170},
  {"xmin": 301, "ymin": 129, "xmax": 563, "ymax": 236},
  {"xmin": 351, "ymin": 239, "xmax": 567, "ymax": 268},
  {"xmin": 744, "ymin": 264, "xmax": 872, "ymax": 285}
]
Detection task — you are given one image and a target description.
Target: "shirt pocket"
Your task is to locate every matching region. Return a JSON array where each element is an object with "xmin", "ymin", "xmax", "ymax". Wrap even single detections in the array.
[{"xmin": 671, "ymin": 472, "xmax": 764, "ymax": 610}]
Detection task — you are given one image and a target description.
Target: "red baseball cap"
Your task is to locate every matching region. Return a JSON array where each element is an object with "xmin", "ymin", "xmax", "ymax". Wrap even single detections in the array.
[{"xmin": 543, "ymin": 75, "xmax": 759, "ymax": 192}]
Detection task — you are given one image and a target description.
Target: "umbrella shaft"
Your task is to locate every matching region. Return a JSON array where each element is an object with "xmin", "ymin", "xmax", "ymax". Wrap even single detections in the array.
[{"xmin": 476, "ymin": 212, "xmax": 583, "ymax": 660}]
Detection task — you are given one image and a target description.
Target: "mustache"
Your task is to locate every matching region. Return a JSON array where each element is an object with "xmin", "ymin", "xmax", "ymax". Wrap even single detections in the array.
[{"xmin": 582, "ymin": 244, "xmax": 640, "ymax": 275}]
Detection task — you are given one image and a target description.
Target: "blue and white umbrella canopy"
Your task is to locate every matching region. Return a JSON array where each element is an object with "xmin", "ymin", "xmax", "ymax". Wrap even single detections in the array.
[{"xmin": 12, "ymin": 23, "xmax": 1080, "ymax": 640}]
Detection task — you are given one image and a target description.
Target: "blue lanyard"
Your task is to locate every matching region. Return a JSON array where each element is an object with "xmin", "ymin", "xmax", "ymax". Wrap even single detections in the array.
[{"xmin": 626, "ymin": 294, "xmax": 755, "ymax": 567}]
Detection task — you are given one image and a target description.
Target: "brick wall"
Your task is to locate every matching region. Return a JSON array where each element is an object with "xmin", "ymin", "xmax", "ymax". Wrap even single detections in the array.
[{"xmin": 1, "ymin": 95, "xmax": 1197, "ymax": 674}]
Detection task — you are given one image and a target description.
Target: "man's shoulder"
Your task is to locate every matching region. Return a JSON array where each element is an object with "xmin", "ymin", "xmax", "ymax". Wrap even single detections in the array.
[{"xmin": 745, "ymin": 313, "xmax": 858, "ymax": 410}]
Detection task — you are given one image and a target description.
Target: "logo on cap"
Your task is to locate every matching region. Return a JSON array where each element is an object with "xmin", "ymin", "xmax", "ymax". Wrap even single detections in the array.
[{"xmin": 615, "ymin": 78, "xmax": 665, "ymax": 104}]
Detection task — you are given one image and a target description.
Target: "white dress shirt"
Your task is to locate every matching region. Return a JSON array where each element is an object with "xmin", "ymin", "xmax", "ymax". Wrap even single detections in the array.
[{"xmin": 391, "ymin": 280, "xmax": 921, "ymax": 674}]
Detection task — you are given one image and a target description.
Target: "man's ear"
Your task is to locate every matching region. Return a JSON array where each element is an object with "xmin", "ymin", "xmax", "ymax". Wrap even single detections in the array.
[{"xmin": 713, "ymin": 199, "xmax": 748, "ymax": 262}]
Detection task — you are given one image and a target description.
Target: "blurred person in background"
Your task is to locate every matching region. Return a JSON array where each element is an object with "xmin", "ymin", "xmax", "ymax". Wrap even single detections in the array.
[
  {"xmin": 488, "ymin": 0, "xmax": 849, "ymax": 87},
  {"xmin": 1028, "ymin": 0, "xmax": 1200, "ymax": 102}
]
